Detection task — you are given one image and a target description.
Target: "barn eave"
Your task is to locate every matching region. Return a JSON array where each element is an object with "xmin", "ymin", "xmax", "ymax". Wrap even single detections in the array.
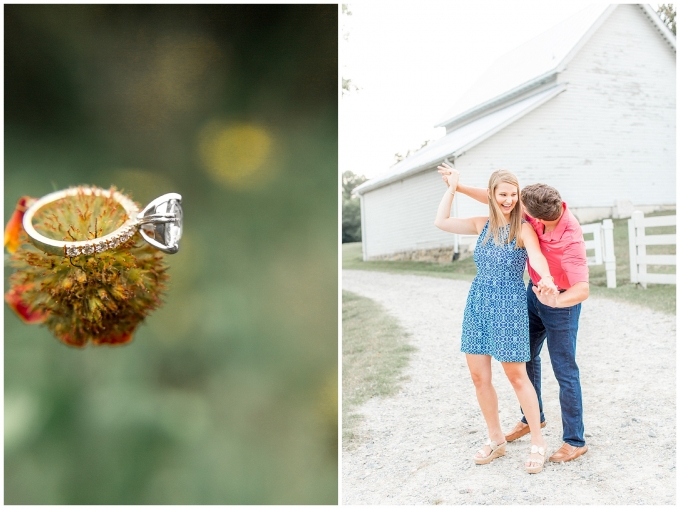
[{"xmin": 355, "ymin": 84, "xmax": 567, "ymax": 196}]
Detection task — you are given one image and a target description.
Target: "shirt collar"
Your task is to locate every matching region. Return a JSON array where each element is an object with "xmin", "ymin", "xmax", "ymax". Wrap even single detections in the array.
[{"xmin": 544, "ymin": 202, "xmax": 569, "ymax": 240}]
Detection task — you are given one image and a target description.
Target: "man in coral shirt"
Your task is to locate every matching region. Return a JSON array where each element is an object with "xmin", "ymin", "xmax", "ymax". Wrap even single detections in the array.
[
  {"xmin": 510, "ymin": 183, "xmax": 589, "ymax": 463},
  {"xmin": 439, "ymin": 166, "xmax": 590, "ymax": 463}
]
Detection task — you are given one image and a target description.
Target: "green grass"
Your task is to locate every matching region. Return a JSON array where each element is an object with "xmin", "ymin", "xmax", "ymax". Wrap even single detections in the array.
[
  {"xmin": 342, "ymin": 290, "xmax": 416, "ymax": 449},
  {"xmin": 342, "ymin": 242, "xmax": 475, "ymax": 282},
  {"xmin": 343, "ymin": 209, "xmax": 676, "ymax": 315}
]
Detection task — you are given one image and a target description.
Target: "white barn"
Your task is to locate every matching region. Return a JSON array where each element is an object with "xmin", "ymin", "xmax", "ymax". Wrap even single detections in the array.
[{"xmin": 355, "ymin": 4, "xmax": 676, "ymax": 262}]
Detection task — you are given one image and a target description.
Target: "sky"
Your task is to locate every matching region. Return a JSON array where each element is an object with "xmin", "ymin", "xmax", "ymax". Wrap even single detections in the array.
[{"xmin": 339, "ymin": 1, "xmax": 642, "ymax": 179}]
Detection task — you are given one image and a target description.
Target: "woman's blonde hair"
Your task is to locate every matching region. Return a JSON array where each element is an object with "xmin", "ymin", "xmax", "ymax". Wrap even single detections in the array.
[{"xmin": 483, "ymin": 169, "xmax": 524, "ymax": 249}]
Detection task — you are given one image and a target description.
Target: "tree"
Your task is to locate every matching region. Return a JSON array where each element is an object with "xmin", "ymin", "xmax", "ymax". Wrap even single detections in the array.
[
  {"xmin": 342, "ymin": 78, "xmax": 360, "ymax": 96},
  {"xmin": 342, "ymin": 170, "xmax": 367, "ymax": 243},
  {"xmin": 341, "ymin": 3, "xmax": 360, "ymax": 96},
  {"xmin": 657, "ymin": 4, "xmax": 676, "ymax": 35},
  {"xmin": 342, "ymin": 170, "xmax": 367, "ymax": 200},
  {"xmin": 342, "ymin": 197, "xmax": 362, "ymax": 243}
]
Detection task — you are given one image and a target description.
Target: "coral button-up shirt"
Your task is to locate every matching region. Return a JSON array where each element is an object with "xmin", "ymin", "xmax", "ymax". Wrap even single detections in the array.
[{"xmin": 525, "ymin": 202, "xmax": 589, "ymax": 291}]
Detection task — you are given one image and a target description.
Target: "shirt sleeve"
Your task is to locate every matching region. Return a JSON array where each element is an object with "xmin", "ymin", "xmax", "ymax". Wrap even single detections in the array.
[
  {"xmin": 561, "ymin": 232, "xmax": 589, "ymax": 286},
  {"xmin": 524, "ymin": 214, "xmax": 542, "ymax": 234}
]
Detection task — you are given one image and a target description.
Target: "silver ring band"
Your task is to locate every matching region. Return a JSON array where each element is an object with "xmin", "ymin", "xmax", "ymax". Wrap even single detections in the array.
[{"xmin": 22, "ymin": 187, "xmax": 182, "ymax": 256}]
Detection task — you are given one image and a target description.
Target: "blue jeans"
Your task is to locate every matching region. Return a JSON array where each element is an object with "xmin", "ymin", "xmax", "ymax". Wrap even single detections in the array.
[{"xmin": 520, "ymin": 282, "xmax": 585, "ymax": 447}]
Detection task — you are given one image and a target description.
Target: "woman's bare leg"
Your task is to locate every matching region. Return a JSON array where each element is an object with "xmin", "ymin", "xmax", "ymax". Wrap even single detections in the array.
[
  {"xmin": 502, "ymin": 361, "xmax": 547, "ymax": 466},
  {"xmin": 466, "ymin": 354, "xmax": 506, "ymax": 457}
]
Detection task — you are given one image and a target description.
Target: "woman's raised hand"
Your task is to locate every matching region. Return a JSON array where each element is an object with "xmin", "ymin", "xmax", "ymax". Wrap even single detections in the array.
[{"xmin": 437, "ymin": 162, "xmax": 459, "ymax": 189}]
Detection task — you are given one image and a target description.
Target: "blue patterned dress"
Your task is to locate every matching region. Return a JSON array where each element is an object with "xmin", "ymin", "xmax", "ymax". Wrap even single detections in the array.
[{"xmin": 461, "ymin": 220, "xmax": 529, "ymax": 362}]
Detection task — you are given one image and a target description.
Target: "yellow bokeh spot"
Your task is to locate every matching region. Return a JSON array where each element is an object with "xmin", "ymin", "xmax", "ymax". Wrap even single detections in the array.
[{"xmin": 198, "ymin": 122, "xmax": 273, "ymax": 188}]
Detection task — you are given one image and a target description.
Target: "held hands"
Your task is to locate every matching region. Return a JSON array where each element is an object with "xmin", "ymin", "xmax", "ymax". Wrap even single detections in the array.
[
  {"xmin": 532, "ymin": 277, "xmax": 560, "ymax": 308},
  {"xmin": 437, "ymin": 162, "xmax": 459, "ymax": 190},
  {"xmin": 537, "ymin": 276, "xmax": 558, "ymax": 295}
]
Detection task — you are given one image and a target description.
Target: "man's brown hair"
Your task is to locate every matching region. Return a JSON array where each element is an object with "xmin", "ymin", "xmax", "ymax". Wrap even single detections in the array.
[{"xmin": 521, "ymin": 183, "xmax": 562, "ymax": 221}]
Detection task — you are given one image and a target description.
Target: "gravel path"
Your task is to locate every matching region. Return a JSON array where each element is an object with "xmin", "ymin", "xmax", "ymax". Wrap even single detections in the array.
[{"xmin": 342, "ymin": 270, "xmax": 676, "ymax": 505}]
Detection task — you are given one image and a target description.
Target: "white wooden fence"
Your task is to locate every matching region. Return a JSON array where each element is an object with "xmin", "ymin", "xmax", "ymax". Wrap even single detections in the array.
[
  {"xmin": 628, "ymin": 211, "xmax": 676, "ymax": 288},
  {"xmin": 581, "ymin": 219, "xmax": 617, "ymax": 288}
]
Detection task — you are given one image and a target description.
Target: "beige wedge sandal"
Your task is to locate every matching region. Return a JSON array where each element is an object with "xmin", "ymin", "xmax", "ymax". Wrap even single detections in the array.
[
  {"xmin": 474, "ymin": 439, "xmax": 507, "ymax": 465},
  {"xmin": 525, "ymin": 444, "xmax": 546, "ymax": 474}
]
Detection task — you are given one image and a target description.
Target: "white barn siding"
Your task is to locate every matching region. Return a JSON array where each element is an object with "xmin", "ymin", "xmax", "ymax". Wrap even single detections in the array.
[
  {"xmin": 554, "ymin": 4, "xmax": 675, "ymax": 207},
  {"xmin": 361, "ymin": 170, "xmax": 458, "ymax": 258},
  {"xmin": 456, "ymin": 5, "xmax": 675, "ymax": 209},
  {"xmin": 360, "ymin": 5, "xmax": 675, "ymax": 260}
]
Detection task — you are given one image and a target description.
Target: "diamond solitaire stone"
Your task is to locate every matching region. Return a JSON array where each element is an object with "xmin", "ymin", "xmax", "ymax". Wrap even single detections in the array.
[
  {"xmin": 136, "ymin": 193, "xmax": 183, "ymax": 254},
  {"xmin": 165, "ymin": 199, "xmax": 182, "ymax": 248}
]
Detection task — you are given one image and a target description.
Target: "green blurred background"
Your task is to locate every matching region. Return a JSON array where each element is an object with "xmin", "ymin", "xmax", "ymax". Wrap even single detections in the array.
[{"xmin": 4, "ymin": 4, "xmax": 337, "ymax": 504}]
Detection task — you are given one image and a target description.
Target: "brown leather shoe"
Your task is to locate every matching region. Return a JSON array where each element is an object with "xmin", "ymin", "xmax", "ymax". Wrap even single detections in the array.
[
  {"xmin": 505, "ymin": 420, "xmax": 546, "ymax": 442},
  {"xmin": 549, "ymin": 443, "xmax": 588, "ymax": 463}
]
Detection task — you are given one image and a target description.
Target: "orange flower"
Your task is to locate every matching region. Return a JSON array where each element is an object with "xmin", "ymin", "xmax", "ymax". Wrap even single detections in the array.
[
  {"xmin": 4, "ymin": 196, "xmax": 36, "ymax": 253},
  {"xmin": 93, "ymin": 329, "xmax": 135, "ymax": 346},
  {"xmin": 56, "ymin": 327, "xmax": 135, "ymax": 348},
  {"xmin": 6, "ymin": 187, "xmax": 169, "ymax": 347},
  {"xmin": 4, "ymin": 284, "xmax": 48, "ymax": 324},
  {"xmin": 55, "ymin": 333, "xmax": 87, "ymax": 348}
]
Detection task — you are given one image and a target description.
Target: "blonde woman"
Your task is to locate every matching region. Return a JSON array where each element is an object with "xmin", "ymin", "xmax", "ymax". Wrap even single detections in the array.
[{"xmin": 434, "ymin": 164, "xmax": 556, "ymax": 474}]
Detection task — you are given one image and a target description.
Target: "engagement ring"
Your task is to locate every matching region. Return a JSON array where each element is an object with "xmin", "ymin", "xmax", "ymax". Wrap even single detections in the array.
[{"xmin": 22, "ymin": 187, "xmax": 183, "ymax": 256}]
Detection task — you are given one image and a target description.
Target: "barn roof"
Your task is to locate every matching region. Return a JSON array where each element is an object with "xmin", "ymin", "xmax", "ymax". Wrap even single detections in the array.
[
  {"xmin": 437, "ymin": 4, "xmax": 675, "ymax": 130},
  {"xmin": 355, "ymin": 84, "xmax": 566, "ymax": 195},
  {"xmin": 436, "ymin": 4, "xmax": 610, "ymax": 130},
  {"xmin": 355, "ymin": 4, "xmax": 675, "ymax": 196}
]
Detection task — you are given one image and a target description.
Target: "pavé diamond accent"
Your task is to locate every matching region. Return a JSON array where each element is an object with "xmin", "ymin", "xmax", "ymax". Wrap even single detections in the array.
[{"xmin": 62, "ymin": 227, "xmax": 140, "ymax": 257}]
